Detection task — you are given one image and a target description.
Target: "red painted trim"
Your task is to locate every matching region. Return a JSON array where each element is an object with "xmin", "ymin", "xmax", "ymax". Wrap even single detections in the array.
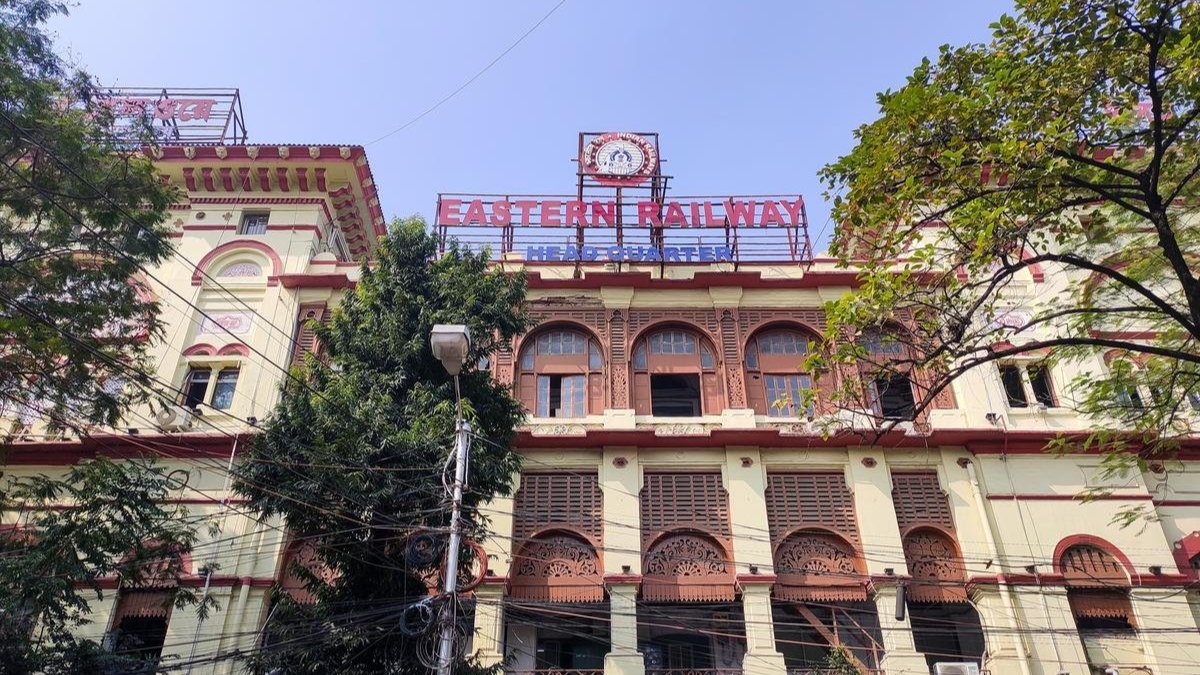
[
  {"xmin": 266, "ymin": 224, "xmax": 322, "ymax": 238},
  {"xmin": 2, "ymin": 433, "xmax": 240, "ymax": 465},
  {"xmin": 181, "ymin": 224, "xmax": 236, "ymax": 232},
  {"xmin": 191, "ymin": 240, "xmax": 282, "ymax": 286},
  {"xmin": 1052, "ymin": 534, "xmax": 1137, "ymax": 580},
  {"xmin": 275, "ymin": 167, "xmax": 290, "ymax": 192},
  {"xmin": 736, "ymin": 574, "xmax": 778, "ymax": 584},
  {"xmin": 183, "ymin": 343, "xmax": 215, "ymax": 356},
  {"xmin": 237, "ymin": 167, "xmax": 251, "ymax": 191},
  {"xmin": 217, "ymin": 343, "xmax": 249, "ymax": 356},
  {"xmin": 219, "ymin": 167, "xmax": 234, "ymax": 192},
  {"xmin": 187, "ymin": 196, "xmax": 335, "ymax": 227},
  {"xmin": 524, "ymin": 270, "xmax": 867, "ymax": 290},
  {"xmin": 82, "ymin": 574, "xmax": 276, "ymax": 591},
  {"xmin": 201, "ymin": 167, "xmax": 215, "ymax": 192},
  {"xmin": 1154, "ymin": 500, "xmax": 1200, "ymax": 507},
  {"xmin": 256, "ymin": 167, "xmax": 271, "ymax": 192},
  {"xmin": 967, "ymin": 573, "xmax": 1192, "ymax": 588},
  {"xmin": 296, "ymin": 167, "xmax": 310, "ymax": 192},
  {"xmin": 986, "ymin": 493, "xmax": 1154, "ymax": 502},
  {"xmin": 602, "ymin": 574, "xmax": 642, "ymax": 584},
  {"xmin": 276, "ymin": 273, "xmax": 354, "ymax": 289},
  {"xmin": 182, "ymin": 167, "xmax": 196, "ymax": 192}
]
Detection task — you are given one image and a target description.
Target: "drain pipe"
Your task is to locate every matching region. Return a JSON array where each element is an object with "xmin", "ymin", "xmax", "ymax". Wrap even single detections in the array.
[
  {"xmin": 964, "ymin": 458, "xmax": 1033, "ymax": 675},
  {"xmin": 184, "ymin": 434, "xmax": 240, "ymax": 674}
]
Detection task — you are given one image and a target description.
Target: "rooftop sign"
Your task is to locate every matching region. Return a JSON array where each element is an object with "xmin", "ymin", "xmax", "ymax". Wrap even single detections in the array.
[
  {"xmin": 436, "ymin": 132, "xmax": 813, "ymax": 265},
  {"xmin": 98, "ymin": 87, "xmax": 248, "ymax": 144}
]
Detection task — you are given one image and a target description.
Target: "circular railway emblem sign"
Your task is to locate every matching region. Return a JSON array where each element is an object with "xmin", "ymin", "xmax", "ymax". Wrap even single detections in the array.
[{"xmin": 582, "ymin": 132, "xmax": 657, "ymax": 186}]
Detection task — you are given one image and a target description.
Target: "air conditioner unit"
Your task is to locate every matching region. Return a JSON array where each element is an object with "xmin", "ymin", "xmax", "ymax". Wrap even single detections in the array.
[
  {"xmin": 155, "ymin": 405, "xmax": 195, "ymax": 432},
  {"xmin": 935, "ymin": 664, "xmax": 981, "ymax": 675}
]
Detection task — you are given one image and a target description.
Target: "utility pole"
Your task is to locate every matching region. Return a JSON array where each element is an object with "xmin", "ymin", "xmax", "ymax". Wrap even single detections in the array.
[
  {"xmin": 428, "ymin": 323, "xmax": 473, "ymax": 675},
  {"xmin": 437, "ymin": 416, "xmax": 471, "ymax": 675}
]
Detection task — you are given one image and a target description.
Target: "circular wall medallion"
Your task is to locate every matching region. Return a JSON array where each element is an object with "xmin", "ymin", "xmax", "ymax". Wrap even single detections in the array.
[{"xmin": 582, "ymin": 132, "xmax": 657, "ymax": 186}]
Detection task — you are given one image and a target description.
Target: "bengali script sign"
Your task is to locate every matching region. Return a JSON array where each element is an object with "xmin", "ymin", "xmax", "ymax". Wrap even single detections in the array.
[{"xmin": 99, "ymin": 97, "xmax": 217, "ymax": 122}]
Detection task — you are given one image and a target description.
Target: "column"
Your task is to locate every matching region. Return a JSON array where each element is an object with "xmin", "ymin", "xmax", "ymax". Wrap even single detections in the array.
[
  {"xmin": 601, "ymin": 447, "xmax": 643, "ymax": 675},
  {"xmin": 741, "ymin": 582, "xmax": 787, "ymax": 675},
  {"xmin": 969, "ymin": 585, "xmax": 1032, "ymax": 675},
  {"xmin": 873, "ymin": 584, "xmax": 934, "ymax": 674},
  {"xmin": 1012, "ymin": 589, "xmax": 1088, "ymax": 675},
  {"xmin": 724, "ymin": 447, "xmax": 785, "ymax": 675},
  {"xmin": 473, "ymin": 584, "xmax": 506, "ymax": 668},
  {"xmin": 606, "ymin": 582, "xmax": 645, "ymax": 675}
]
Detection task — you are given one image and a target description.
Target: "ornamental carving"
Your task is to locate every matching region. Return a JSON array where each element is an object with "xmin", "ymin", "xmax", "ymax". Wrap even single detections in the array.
[
  {"xmin": 645, "ymin": 534, "xmax": 728, "ymax": 578},
  {"xmin": 903, "ymin": 530, "xmax": 963, "ymax": 583},
  {"xmin": 515, "ymin": 535, "xmax": 599, "ymax": 579},
  {"xmin": 510, "ymin": 534, "xmax": 603, "ymax": 602},
  {"xmin": 775, "ymin": 532, "xmax": 859, "ymax": 578},
  {"xmin": 652, "ymin": 423, "xmax": 713, "ymax": 437},
  {"xmin": 217, "ymin": 262, "xmax": 262, "ymax": 277}
]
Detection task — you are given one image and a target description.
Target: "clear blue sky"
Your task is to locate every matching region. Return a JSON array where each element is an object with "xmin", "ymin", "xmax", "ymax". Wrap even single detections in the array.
[{"xmin": 50, "ymin": 1, "xmax": 1008, "ymax": 252}]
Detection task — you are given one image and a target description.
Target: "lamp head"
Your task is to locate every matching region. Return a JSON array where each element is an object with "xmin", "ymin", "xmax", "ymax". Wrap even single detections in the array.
[{"xmin": 430, "ymin": 324, "xmax": 472, "ymax": 376}]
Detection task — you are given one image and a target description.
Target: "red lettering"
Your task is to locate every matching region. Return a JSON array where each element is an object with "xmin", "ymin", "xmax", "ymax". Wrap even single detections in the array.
[
  {"xmin": 725, "ymin": 200, "xmax": 757, "ymax": 227},
  {"xmin": 437, "ymin": 198, "xmax": 462, "ymax": 225},
  {"xmin": 662, "ymin": 201, "xmax": 688, "ymax": 227},
  {"xmin": 463, "ymin": 199, "xmax": 488, "ymax": 225},
  {"xmin": 491, "ymin": 200, "xmax": 512, "ymax": 226},
  {"xmin": 591, "ymin": 201, "xmax": 615, "ymax": 226},
  {"xmin": 638, "ymin": 201, "xmax": 662, "ymax": 226},
  {"xmin": 512, "ymin": 200, "xmax": 538, "ymax": 225},
  {"xmin": 690, "ymin": 202, "xmax": 701, "ymax": 228},
  {"xmin": 703, "ymin": 202, "xmax": 724, "ymax": 226},
  {"xmin": 565, "ymin": 200, "xmax": 588, "ymax": 227},
  {"xmin": 760, "ymin": 200, "xmax": 784, "ymax": 227},
  {"xmin": 780, "ymin": 198, "xmax": 805, "ymax": 226},
  {"xmin": 542, "ymin": 200, "xmax": 562, "ymax": 226}
]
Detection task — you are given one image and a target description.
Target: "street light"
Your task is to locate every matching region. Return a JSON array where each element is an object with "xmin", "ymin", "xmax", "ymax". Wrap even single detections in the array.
[
  {"xmin": 429, "ymin": 324, "xmax": 472, "ymax": 675},
  {"xmin": 430, "ymin": 324, "xmax": 471, "ymax": 377}
]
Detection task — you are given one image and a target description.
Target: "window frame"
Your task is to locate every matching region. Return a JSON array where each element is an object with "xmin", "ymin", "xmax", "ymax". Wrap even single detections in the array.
[
  {"xmin": 238, "ymin": 211, "xmax": 270, "ymax": 235},
  {"xmin": 744, "ymin": 328, "xmax": 815, "ymax": 417},
  {"xmin": 997, "ymin": 360, "xmax": 1059, "ymax": 410},
  {"xmin": 517, "ymin": 328, "xmax": 604, "ymax": 419},
  {"xmin": 179, "ymin": 357, "xmax": 243, "ymax": 411},
  {"xmin": 632, "ymin": 327, "xmax": 721, "ymax": 418}
]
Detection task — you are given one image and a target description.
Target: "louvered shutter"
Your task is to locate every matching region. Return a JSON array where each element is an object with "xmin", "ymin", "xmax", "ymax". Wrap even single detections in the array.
[
  {"xmin": 701, "ymin": 371, "xmax": 723, "ymax": 414},
  {"xmin": 291, "ymin": 303, "xmax": 327, "ymax": 366},
  {"xmin": 746, "ymin": 371, "xmax": 768, "ymax": 413},
  {"xmin": 633, "ymin": 372, "xmax": 651, "ymax": 414}
]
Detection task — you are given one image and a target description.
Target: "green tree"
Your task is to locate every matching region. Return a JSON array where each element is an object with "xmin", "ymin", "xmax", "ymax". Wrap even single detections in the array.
[
  {"xmin": 0, "ymin": 0, "xmax": 177, "ymax": 432},
  {"xmin": 818, "ymin": 0, "xmax": 1200, "ymax": 514},
  {"xmin": 0, "ymin": 1, "xmax": 203, "ymax": 672},
  {"xmin": 235, "ymin": 218, "xmax": 527, "ymax": 674},
  {"xmin": 0, "ymin": 457, "xmax": 205, "ymax": 674}
]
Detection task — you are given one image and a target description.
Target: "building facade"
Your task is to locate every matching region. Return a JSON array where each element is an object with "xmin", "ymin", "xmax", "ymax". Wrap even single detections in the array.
[{"xmin": 4, "ymin": 128, "xmax": 1200, "ymax": 675}]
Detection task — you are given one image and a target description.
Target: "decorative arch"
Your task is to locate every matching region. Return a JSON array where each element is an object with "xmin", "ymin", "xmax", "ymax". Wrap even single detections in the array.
[
  {"xmin": 191, "ymin": 240, "xmax": 282, "ymax": 286},
  {"xmin": 1055, "ymin": 537, "xmax": 1136, "ymax": 628},
  {"xmin": 510, "ymin": 530, "xmax": 603, "ymax": 602},
  {"xmin": 1053, "ymin": 535, "xmax": 1135, "ymax": 583},
  {"xmin": 217, "ymin": 343, "xmax": 249, "ymax": 356},
  {"xmin": 902, "ymin": 526, "xmax": 968, "ymax": 602},
  {"xmin": 642, "ymin": 529, "xmax": 735, "ymax": 602},
  {"xmin": 772, "ymin": 528, "xmax": 866, "ymax": 601},
  {"xmin": 743, "ymin": 323, "xmax": 821, "ymax": 417},
  {"xmin": 514, "ymin": 323, "xmax": 605, "ymax": 417},
  {"xmin": 277, "ymin": 539, "xmax": 332, "ymax": 604},
  {"xmin": 183, "ymin": 343, "xmax": 216, "ymax": 356},
  {"xmin": 630, "ymin": 323, "xmax": 724, "ymax": 416}
]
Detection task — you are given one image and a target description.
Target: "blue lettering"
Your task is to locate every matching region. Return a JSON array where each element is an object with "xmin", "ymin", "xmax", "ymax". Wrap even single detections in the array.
[
  {"xmin": 582, "ymin": 246, "xmax": 599, "ymax": 261},
  {"xmin": 607, "ymin": 246, "xmax": 623, "ymax": 261},
  {"xmin": 699, "ymin": 246, "xmax": 714, "ymax": 262},
  {"xmin": 715, "ymin": 246, "xmax": 734, "ymax": 262},
  {"xmin": 546, "ymin": 246, "xmax": 563, "ymax": 261},
  {"xmin": 526, "ymin": 245, "xmax": 548, "ymax": 261},
  {"xmin": 664, "ymin": 246, "xmax": 681, "ymax": 262}
]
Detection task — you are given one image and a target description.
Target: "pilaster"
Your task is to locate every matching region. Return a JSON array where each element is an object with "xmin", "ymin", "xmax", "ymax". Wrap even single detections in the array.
[
  {"xmin": 724, "ymin": 447, "xmax": 774, "ymax": 573},
  {"xmin": 968, "ymin": 584, "xmax": 1031, "ymax": 675},
  {"xmin": 873, "ymin": 585, "xmax": 932, "ymax": 675},
  {"xmin": 844, "ymin": 448, "xmax": 907, "ymax": 575},
  {"xmin": 740, "ymin": 581, "xmax": 786, "ymax": 675},
  {"xmin": 472, "ymin": 584, "xmax": 506, "ymax": 668},
  {"xmin": 1132, "ymin": 587, "xmax": 1200, "ymax": 668},
  {"xmin": 480, "ymin": 473, "xmax": 518, "ymax": 578},
  {"xmin": 600, "ymin": 447, "xmax": 642, "ymax": 575},
  {"xmin": 605, "ymin": 581, "xmax": 645, "ymax": 675}
]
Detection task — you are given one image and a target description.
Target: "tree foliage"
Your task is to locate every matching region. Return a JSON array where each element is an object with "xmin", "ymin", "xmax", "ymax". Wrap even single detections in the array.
[
  {"xmin": 818, "ymin": 0, "xmax": 1200, "ymax": 504},
  {"xmin": 0, "ymin": 457, "xmax": 205, "ymax": 674},
  {"xmin": 0, "ymin": 0, "xmax": 176, "ymax": 433},
  {"xmin": 234, "ymin": 218, "xmax": 528, "ymax": 674}
]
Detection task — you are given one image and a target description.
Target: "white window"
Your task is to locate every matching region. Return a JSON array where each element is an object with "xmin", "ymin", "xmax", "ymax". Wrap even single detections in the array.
[
  {"xmin": 998, "ymin": 363, "xmax": 1057, "ymax": 408},
  {"xmin": 180, "ymin": 364, "xmax": 241, "ymax": 411},
  {"xmin": 238, "ymin": 212, "xmax": 269, "ymax": 235}
]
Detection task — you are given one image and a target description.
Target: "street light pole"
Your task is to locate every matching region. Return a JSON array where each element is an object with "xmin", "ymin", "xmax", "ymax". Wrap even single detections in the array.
[
  {"xmin": 437, "ymin": 413, "xmax": 471, "ymax": 675},
  {"xmin": 429, "ymin": 324, "xmax": 473, "ymax": 675}
]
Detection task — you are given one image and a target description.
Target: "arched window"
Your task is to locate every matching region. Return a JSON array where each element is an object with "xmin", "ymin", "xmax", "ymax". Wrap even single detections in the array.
[
  {"xmin": 858, "ymin": 327, "xmax": 915, "ymax": 420},
  {"xmin": 110, "ymin": 545, "xmax": 186, "ymax": 666},
  {"xmin": 517, "ymin": 329, "xmax": 604, "ymax": 418},
  {"xmin": 1059, "ymin": 542, "xmax": 1135, "ymax": 631},
  {"xmin": 632, "ymin": 328, "xmax": 721, "ymax": 417},
  {"xmin": 745, "ymin": 329, "xmax": 814, "ymax": 417}
]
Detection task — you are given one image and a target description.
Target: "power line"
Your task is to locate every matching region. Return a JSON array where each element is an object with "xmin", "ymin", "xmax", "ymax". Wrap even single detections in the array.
[{"xmin": 366, "ymin": 0, "xmax": 569, "ymax": 146}]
